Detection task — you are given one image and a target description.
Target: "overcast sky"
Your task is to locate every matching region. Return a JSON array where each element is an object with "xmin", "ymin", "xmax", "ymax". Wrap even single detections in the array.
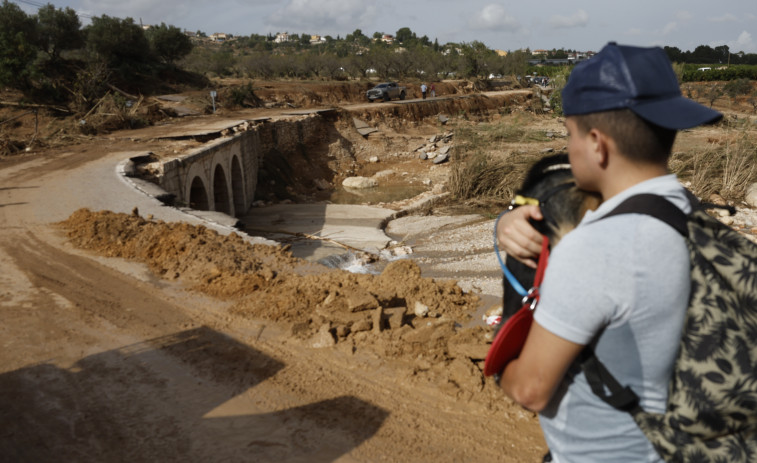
[{"xmin": 13, "ymin": 0, "xmax": 757, "ymax": 54}]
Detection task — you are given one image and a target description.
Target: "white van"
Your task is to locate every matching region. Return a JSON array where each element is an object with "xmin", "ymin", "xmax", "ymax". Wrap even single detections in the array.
[{"xmin": 697, "ymin": 67, "xmax": 712, "ymax": 71}]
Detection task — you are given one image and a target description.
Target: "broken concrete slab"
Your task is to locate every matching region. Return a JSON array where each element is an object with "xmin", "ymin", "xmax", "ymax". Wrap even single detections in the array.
[{"xmin": 353, "ymin": 117, "xmax": 378, "ymax": 136}]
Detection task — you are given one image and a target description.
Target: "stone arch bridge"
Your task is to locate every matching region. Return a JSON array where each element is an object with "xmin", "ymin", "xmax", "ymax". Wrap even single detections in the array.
[{"xmin": 157, "ymin": 123, "xmax": 260, "ymax": 218}]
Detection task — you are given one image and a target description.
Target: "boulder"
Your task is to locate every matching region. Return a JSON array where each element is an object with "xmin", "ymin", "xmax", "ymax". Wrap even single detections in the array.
[
  {"xmin": 746, "ymin": 183, "xmax": 757, "ymax": 208},
  {"xmin": 342, "ymin": 176, "xmax": 378, "ymax": 189}
]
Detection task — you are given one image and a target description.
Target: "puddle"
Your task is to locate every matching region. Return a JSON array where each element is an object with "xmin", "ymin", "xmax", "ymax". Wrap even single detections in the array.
[{"xmin": 328, "ymin": 184, "xmax": 428, "ymax": 204}]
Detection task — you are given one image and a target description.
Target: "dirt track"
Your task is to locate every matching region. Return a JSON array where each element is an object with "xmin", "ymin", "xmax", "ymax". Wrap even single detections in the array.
[{"xmin": 0, "ymin": 88, "xmax": 547, "ymax": 462}]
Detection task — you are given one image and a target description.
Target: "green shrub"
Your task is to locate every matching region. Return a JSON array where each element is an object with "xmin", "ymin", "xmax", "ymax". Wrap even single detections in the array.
[{"xmin": 724, "ymin": 78, "xmax": 753, "ymax": 97}]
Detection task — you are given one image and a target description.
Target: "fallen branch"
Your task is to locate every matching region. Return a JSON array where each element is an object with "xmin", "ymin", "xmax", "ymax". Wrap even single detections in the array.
[
  {"xmin": 106, "ymin": 83, "xmax": 139, "ymax": 101},
  {"xmin": 0, "ymin": 101, "xmax": 70, "ymax": 113}
]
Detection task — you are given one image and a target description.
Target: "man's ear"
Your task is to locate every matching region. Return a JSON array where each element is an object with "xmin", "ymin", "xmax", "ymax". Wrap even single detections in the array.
[{"xmin": 588, "ymin": 128, "xmax": 609, "ymax": 167}]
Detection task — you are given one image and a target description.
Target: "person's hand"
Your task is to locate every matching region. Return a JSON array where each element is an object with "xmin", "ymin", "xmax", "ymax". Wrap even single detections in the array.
[{"xmin": 496, "ymin": 205, "xmax": 544, "ymax": 269}]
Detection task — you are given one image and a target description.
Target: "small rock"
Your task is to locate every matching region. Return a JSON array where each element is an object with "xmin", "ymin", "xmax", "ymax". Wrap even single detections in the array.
[
  {"xmin": 433, "ymin": 153, "xmax": 449, "ymax": 164},
  {"xmin": 313, "ymin": 178, "xmax": 331, "ymax": 190},
  {"xmin": 438, "ymin": 115, "xmax": 449, "ymax": 124},
  {"xmin": 439, "ymin": 145, "xmax": 451, "ymax": 155},
  {"xmin": 390, "ymin": 245, "xmax": 413, "ymax": 257},
  {"xmin": 369, "ymin": 156, "xmax": 380, "ymax": 163},
  {"xmin": 386, "ymin": 307, "xmax": 406, "ymax": 329},
  {"xmin": 351, "ymin": 320, "xmax": 372, "ymax": 332},
  {"xmin": 321, "ymin": 292, "xmax": 336, "ymax": 307},
  {"xmin": 540, "ymin": 147, "xmax": 554, "ymax": 153},
  {"xmin": 311, "ymin": 324, "xmax": 335, "ymax": 348},
  {"xmin": 418, "ymin": 152, "xmax": 428, "ymax": 160},
  {"xmin": 422, "ymin": 178, "xmax": 432, "ymax": 186},
  {"xmin": 709, "ymin": 193, "xmax": 727, "ymax": 206},
  {"xmin": 414, "ymin": 301, "xmax": 429, "ymax": 318},
  {"xmin": 745, "ymin": 183, "xmax": 757, "ymax": 208},
  {"xmin": 372, "ymin": 307, "xmax": 385, "ymax": 333},
  {"xmin": 346, "ymin": 289, "xmax": 379, "ymax": 312}
]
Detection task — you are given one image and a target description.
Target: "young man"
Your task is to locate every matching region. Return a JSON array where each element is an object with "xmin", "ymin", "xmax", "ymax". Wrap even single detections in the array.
[{"xmin": 496, "ymin": 43, "xmax": 722, "ymax": 461}]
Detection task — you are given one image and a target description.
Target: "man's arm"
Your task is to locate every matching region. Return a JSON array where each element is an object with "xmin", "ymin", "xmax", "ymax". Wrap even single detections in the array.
[
  {"xmin": 499, "ymin": 321, "xmax": 585, "ymax": 412},
  {"xmin": 496, "ymin": 205, "xmax": 544, "ymax": 269}
]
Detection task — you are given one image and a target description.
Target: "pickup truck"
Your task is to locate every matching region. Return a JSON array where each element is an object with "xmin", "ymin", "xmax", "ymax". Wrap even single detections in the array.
[{"xmin": 366, "ymin": 82, "xmax": 406, "ymax": 102}]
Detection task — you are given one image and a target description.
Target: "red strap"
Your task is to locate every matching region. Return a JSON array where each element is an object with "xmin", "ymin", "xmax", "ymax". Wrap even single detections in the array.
[
  {"xmin": 533, "ymin": 236, "xmax": 550, "ymax": 287},
  {"xmin": 523, "ymin": 237, "xmax": 550, "ymax": 308}
]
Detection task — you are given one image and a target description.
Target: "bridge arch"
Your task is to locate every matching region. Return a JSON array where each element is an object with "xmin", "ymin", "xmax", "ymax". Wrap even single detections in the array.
[
  {"xmin": 212, "ymin": 164, "xmax": 231, "ymax": 215},
  {"xmin": 230, "ymin": 155, "xmax": 246, "ymax": 216},
  {"xmin": 189, "ymin": 176, "xmax": 209, "ymax": 210}
]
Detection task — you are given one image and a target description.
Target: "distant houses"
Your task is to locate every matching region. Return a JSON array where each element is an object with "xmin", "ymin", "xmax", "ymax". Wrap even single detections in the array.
[
  {"xmin": 174, "ymin": 26, "xmax": 597, "ymax": 65},
  {"xmin": 528, "ymin": 50, "xmax": 596, "ymax": 66}
]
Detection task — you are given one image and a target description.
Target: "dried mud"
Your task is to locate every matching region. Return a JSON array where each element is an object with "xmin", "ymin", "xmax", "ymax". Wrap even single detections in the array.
[{"xmin": 59, "ymin": 208, "xmax": 494, "ymax": 389}]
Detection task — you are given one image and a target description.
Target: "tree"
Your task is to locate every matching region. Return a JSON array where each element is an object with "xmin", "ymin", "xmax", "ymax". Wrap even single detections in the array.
[
  {"xmin": 503, "ymin": 49, "xmax": 528, "ymax": 77},
  {"xmin": 146, "ymin": 23, "xmax": 193, "ymax": 64},
  {"xmin": 395, "ymin": 27, "xmax": 415, "ymax": 44},
  {"xmin": 346, "ymin": 29, "xmax": 369, "ymax": 47},
  {"xmin": 86, "ymin": 15, "xmax": 155, "ymax": 77},
  {"xmin": 35, "ymin": 4, "xmax": 83, "ymax": 61},
  {"xmin": 664, "ymin": 46, "xmax": 683, "ymax": 63},
  {"xmin": 459, "ymin": 41, "xmax": 495, "ymax": 78},
  {"xmin": 0, "ymin": 0, "xmax": 40, "ymax": 92}
]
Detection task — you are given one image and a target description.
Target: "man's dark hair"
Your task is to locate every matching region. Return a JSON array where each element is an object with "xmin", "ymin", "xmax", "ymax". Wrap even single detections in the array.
[{"xmin": 572, "ymin": 109, "xmax": 677, "ymax": 164}]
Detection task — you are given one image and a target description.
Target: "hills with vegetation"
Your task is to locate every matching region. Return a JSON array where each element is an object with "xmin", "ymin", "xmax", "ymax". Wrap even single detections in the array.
[{"xmin": 2, "ymin": 0, "xmax": 757, "ymax": 115}]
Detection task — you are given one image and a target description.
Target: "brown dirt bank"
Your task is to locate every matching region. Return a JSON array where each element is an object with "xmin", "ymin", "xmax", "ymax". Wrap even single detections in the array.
[{"xmin": 52, "ymin": 207, "xmax": 545, "ymax": 461}]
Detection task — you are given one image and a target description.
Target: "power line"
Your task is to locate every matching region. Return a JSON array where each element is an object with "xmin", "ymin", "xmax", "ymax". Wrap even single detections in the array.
[{"xmin": 10, "ymin": 0, "xmax": 94, "ymax": 19}]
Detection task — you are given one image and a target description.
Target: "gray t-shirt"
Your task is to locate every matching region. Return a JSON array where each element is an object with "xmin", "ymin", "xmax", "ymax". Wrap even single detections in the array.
[{"xmin": 534, "ymin": 174, "xmax": 691, "ymax": 463}]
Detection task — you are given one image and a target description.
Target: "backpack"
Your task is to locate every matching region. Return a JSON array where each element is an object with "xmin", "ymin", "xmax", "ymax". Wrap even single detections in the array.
[{"xmin": 580, "ymin": 193, "xmax": 757, "ymax": 462}]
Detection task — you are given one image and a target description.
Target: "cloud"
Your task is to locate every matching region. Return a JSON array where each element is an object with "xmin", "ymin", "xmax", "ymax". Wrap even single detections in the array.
[
  {"xmin": 674, "ymin": 10, "xmax": 692, "ymax": 22},
  {"xmin": 469, "ymin": 4, "xmax": 520, "ymax": 32},
  {"xmin": 709, "ymin": 13, "xmax": 739, "ymax": 23},
  {"xmin": 547, "ymin": 9, "xmax": 588, "ymax": 29},
  {"xmin": 662, "ymin": 22, "xmax": 678, "ymax": 35},
  {"xmin": 266, "ymin": 0, "xmax": 376, "ymax": 33},
  {"xmin": 78, "ymin": 0, "xmax": 212, "ymax": 24},
  {"xmin": 728, "ymin": 30, "xmax": 755, "ymax": 53}
]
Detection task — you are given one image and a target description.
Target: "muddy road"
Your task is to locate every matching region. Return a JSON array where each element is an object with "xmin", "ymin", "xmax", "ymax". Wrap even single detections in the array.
[{"xmin": 0, "ymin": 92, "xmax": 546, "ymax": 462}]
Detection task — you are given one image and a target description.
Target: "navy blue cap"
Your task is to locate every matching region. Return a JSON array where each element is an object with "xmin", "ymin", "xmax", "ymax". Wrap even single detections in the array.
[{"xmin": 562, "ymin": 42, "xmax": 722, "ymax": 129}]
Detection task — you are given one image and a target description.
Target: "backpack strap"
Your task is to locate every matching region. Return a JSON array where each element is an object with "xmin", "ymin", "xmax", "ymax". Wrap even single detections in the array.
[
  {"xmin": 600, "ymin": 193, "xmax": 689, "ymax": 237},
  {"xmin": 579, "ymin": 349, "xmax": 644, "ymax": 414},
  {"xmin": 580, "ymin": 192, "xmax": 692, "ymax": 416}
]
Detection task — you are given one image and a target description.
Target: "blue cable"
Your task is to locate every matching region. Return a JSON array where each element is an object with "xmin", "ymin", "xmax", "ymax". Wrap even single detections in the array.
[{"xmin": 493, "ymin": 210, "xmax": 528, "ymax": 297}]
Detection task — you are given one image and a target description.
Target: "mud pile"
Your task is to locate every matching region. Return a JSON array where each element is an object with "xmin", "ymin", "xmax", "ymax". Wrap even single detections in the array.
[{"xmin": 60, "ymin": 208, "xmax": 501, "ymax": 399}]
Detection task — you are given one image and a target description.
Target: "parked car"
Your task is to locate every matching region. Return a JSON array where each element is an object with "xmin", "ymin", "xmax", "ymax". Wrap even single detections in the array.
[{"xmin": 366, "ymin": 82, "xmax": 406, "ymax": 102}]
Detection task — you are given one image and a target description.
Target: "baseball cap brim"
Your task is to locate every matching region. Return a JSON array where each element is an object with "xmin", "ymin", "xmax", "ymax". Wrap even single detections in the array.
[{"xmin": 631, "ymin": 95, "xmax": 723, "ymax": 130}]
